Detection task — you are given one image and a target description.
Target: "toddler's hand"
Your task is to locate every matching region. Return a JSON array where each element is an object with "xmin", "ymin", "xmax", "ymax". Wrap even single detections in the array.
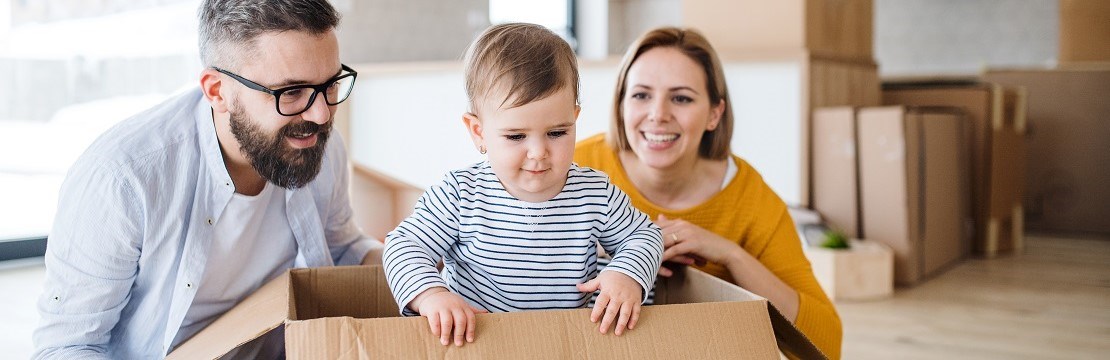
[
  {"xmin": 576, "ymin": 271, "xmax": 643, "ymax": 336},
  {"xmin": 410, "ymin": 287, "xmax": 488, "ymax": 346}
]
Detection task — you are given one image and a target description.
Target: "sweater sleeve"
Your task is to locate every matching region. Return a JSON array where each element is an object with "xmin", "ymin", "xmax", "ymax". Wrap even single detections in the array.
[
  {"xmin": 758, "ymin": 209, "xmax": 843, "ymax": 360},
  {"xmin": 382, "ymin": 174, "xmax": 461, "ymax": 316},
  {"xmin": 597, "ymin": 183, "xmax": 664, "ymax": 303}
]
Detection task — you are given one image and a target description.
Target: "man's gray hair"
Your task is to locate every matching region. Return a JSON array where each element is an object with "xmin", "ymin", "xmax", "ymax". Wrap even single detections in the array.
[{"xmin": 198, "ymin": 0, "xmax": 340, "ymax": 69}]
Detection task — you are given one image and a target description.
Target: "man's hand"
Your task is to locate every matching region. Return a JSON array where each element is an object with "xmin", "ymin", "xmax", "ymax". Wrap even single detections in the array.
[
  {"xmin": 409, "ymin": 287, "xmax": 488, "ymax": 346},
  {"xmin": 576, "ymin": 271, "xmax": 643, "ymax": 336}
]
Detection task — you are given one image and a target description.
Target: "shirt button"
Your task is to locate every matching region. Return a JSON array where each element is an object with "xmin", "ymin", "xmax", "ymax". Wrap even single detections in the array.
[
  {"xmin": 186, "ymin": 283, "xmax": 193, "ymax": 288},
  {"xmin": 207, "ymin": 218, "xmax": 214, "ymax": 225}
]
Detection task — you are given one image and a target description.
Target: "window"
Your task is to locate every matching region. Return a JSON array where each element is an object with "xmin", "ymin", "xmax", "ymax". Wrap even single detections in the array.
[{"xmin": 488, "ymin": 0, "xmax": 576, "ymax": 49}]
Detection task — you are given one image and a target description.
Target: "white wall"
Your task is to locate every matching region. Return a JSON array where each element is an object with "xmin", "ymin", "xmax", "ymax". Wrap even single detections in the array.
[
  {"xmin": 333, "ymin": 0, "xmax": 489, "ymax": 63},
  {"xmin": 874, "ymin": 0, "xmax": 1058, "ymax": 76},
  {"xmin": 348, "ymin": 58, "xmax": 807, "ymax": 206}
]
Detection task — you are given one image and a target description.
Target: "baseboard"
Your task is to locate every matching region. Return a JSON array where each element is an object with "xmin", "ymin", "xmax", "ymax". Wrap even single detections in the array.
[{"xmin": 0, "ymin": 237, "xmax": 48, "ymax": 261}]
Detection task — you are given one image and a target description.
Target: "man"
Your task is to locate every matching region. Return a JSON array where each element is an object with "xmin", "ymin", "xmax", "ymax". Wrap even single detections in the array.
[{"xmin": 32, "ymin": 1, "xmax": 382, "ymax": 358}]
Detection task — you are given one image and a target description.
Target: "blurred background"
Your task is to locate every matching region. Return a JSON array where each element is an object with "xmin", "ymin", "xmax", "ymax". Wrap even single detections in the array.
[{"xmin": 1, "ymin": 0, "xmax": 1106, "ymax": 358}]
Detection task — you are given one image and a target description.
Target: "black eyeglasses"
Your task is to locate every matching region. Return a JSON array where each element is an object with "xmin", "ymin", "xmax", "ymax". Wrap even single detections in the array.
[{"xmin": 213, "ymin": 64, "xmax": 358, "ymax": 116}]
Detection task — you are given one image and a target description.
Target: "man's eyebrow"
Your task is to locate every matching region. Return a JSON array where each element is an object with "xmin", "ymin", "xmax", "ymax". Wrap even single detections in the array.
[{"xmin": 269, "ymin": 67, "xmax": 345, "ymax": 88}]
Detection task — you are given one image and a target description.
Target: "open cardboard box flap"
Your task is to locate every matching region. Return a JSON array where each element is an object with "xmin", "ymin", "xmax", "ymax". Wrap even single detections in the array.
[{"xmin": 169, "ymin": 265, "xmax": 824, "ymax": 359}]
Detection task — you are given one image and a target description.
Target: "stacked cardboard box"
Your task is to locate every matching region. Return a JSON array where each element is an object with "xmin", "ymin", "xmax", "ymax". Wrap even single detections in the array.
[
  {"xmin": 1058, "ymin": 0, "xmax": 1110, "ymax": 63},
  {"xmin": 811, "ymin": 106, "xmax": 973, "ymax": 285},
  {"xmin": 811, "ymin": 107, "xmax": 861, "ymax": 238},
  {"xmin": 857, "ymin": 106, "xmax": 973, "ymax": 285},
  {"xmin": 805, "ymin": 239, "xmax": 894, "ymax": 300},
  {"xmin": 983, "ymin": 68, "xmax": 1110, "ymax": 235},
  {"xmin": 882, "ymin": 83, "xmax": 1027, "ymax": 257},
  {"xmin": 682, "ymin": 0, "xmax": 879, "ymax": 207},
  {"xmin": 167, "ymin": 266, "xmax": 825, "ymax": 359}
]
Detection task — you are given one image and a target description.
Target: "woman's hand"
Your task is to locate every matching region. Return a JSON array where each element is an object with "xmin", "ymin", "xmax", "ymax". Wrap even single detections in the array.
[{"xmin": 656, "ymin": 214, "xmax": 741, "ymax": 277}]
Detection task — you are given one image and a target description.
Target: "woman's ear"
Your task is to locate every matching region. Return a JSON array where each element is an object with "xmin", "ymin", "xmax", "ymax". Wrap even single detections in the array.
[
  {"xmin": 707, "ymin": 99, "xmax": 725, "ymax": 131},
  {"xmin": 462, "ymin": 112, "xmax": 485, "ymax": 153},
  {"xmin": 200, "ymin": 68, "xmax": 229, "ymax": 113}
]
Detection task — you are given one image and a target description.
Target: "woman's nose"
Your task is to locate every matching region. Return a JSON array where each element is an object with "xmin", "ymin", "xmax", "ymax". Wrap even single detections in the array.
[{"xmin": 648, "ymin": 98, "xmax": 668, "ymax": 122}]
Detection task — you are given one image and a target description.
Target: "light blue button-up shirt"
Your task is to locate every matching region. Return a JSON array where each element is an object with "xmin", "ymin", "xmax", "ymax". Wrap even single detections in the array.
[{"xmin": 32, "ymin": 89, "xmax": 380, "ymax": 359}]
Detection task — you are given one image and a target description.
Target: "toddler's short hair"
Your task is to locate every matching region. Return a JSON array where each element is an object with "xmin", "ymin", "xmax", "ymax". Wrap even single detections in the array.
[{"xmin": 463, "ymin": 23, "xmax": 579, "ymax": 113}]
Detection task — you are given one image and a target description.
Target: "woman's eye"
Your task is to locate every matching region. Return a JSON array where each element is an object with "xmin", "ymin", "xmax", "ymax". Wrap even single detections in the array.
[
  {"xmin": 630, "ymin": 92, "xmax": 648, "ymax": 100},
  {"xmin": 505, "ymin": 134, "xmax": 525, "ymax": 141},
  {"xmin": 547, "ymin": 130, "xmax": 567, "ymax": 139},
  {"xmin": 673, "ymin": 95, "xmax": 693, "ymax": 104}
]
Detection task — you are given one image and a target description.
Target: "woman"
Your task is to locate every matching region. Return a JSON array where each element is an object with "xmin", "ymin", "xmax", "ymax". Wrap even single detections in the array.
[{"xmin": 575, "ymin": 27, "xmax": 842, "ymax": 358}]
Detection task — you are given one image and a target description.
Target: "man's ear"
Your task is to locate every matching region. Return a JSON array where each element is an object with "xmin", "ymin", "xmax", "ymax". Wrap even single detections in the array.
[
  {"xmin": 462, "ymin": 112, "xmax": 485, "ymax": 152},
  {"xmin": 200, "ymin": 68, "xmax": 229, "ymax": 113}
]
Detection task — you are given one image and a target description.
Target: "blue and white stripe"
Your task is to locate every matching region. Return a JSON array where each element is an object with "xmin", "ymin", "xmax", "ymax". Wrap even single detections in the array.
[{"xmin": 383, "ymin": 162, "xmax": 663, "ymax": 315}]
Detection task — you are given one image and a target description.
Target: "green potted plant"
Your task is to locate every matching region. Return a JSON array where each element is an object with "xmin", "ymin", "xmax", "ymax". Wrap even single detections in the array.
[{"xmin": 820, "ymin": 229, "xmax": 850, "ymax": 250}]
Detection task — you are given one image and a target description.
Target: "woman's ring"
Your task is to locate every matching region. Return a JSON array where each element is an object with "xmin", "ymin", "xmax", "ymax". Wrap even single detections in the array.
[{"xmin": 671, "ymin": 233, "xmax": 679, "ymax": 242}]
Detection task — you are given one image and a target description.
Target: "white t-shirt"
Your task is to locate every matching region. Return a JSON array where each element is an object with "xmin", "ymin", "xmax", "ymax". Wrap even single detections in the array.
[{"xmin": 176, "ymin": 182, "xmax": 297, "ymax": 358}]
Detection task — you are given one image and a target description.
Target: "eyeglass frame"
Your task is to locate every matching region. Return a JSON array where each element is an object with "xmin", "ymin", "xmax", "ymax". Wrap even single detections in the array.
[{"xmin": 212, "ymin": 64, "xmax": 358, "ymax": 116}]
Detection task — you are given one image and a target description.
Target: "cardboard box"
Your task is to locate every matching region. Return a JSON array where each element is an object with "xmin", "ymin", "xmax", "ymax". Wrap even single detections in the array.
[
  {"xmin": 858, "ymin": 106, "xmax": 972, "ymax": 285},
  {"xmin": 682, "ymin": 0, "xmax": 873, "ymax": 62},
  {"xmin": 349, "ymin": 163, "xmax": 422, "ymax": 240},
  {"xmin": 983, "ymin": 67, "xmax": 1110, "ymax": 235},
  {"xmin": 805, "ymin": 239, "xmax": 894, "ymax": 301},
  {"xmin": 812, "ymin": 106, "xmax": 861, "ymax": 238},
  {"xmin": 882, "ymin": 83, "xmax": 1025, "ymax": 257},
  {"xmin": 1059, "ymin": 0, "xmax": 1110, "ymax": 63},
  {"xmin": 167, "ymin": 265, "xmax": 825, "ymax": 360}
]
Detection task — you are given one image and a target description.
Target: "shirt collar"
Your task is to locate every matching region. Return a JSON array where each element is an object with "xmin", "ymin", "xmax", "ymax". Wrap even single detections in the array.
[{"xmin": 193, "ymin": 90, "xmax": 236, "ymax": 189}]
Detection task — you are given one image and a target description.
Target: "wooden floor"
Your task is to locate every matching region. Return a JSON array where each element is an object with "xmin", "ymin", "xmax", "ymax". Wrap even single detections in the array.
[
  {"xmin": 1, "ymin": 234, "xmax": 1107, "ymax": 358},
  {"xmin": 837, "ymin": 233, "xmax": 1110, "ymax": 359}
]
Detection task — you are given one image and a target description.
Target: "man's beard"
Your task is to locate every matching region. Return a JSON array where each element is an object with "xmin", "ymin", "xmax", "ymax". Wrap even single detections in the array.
[{"xmin": 228, "ymin": 105, "xmax": 331, "ymax": 189}]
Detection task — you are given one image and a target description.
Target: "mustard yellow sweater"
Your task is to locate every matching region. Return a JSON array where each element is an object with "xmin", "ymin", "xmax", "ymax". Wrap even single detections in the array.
[{"xmin": 575, "ymin": 134, "xmax": 842, "ymax": 359}]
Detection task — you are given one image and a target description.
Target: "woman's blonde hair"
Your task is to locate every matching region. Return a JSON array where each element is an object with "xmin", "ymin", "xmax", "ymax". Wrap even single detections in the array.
[
  {"xmin": 609, "ymin": 27, "xmax": 732, "ymax": 160},
  {"xmin": 463, "ymin": 23, "xmax": 579, "ymax": 113}
]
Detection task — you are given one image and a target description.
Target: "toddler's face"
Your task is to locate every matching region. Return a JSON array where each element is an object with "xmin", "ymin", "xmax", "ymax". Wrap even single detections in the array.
[{"xmin": 468, "ymin": 86, "xmax": 579, "ymax": 202}]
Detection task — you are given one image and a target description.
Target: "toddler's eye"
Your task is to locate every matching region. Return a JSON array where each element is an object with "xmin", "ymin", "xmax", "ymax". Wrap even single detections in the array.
[
  {"xmin": 547, "ymin": 130, "xmax": 567, "ymax": 139},
  {"xmin": 505, "ymin": 134, "xmax": 525, "ymax": 141}
]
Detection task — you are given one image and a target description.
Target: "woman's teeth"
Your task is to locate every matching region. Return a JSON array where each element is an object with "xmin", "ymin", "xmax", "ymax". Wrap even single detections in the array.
[{"xmin": 644, "ymin": 132, "xmax": 678, "ymax": 143}]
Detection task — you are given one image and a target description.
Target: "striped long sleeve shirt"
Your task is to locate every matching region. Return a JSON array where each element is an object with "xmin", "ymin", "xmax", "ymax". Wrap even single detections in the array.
[{"xmin": 383, "ymin": 162, "xmax": 663, "ymax": 315}]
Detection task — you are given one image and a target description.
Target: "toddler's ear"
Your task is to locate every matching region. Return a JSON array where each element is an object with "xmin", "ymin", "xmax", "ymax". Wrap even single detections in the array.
[{"xmin": 462, "ymin": 112, "xmax": 485, "ymax": 151}]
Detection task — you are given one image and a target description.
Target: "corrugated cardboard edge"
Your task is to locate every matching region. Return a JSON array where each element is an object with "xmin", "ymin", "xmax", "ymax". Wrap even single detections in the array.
[
  {"xmin": 169, "ymin": 266, "xmax": 826, "ymax": 360},
  {"xmin": 659, "ymin": 267, "xmax": 827, "ymax": 360},
  {"xmin": 166, "ymin": 272, "xmax": 291, "ymax": 360},
  {"xmin": 286, "ymin": 303, "xmax": 786, "ymax": 360}
]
